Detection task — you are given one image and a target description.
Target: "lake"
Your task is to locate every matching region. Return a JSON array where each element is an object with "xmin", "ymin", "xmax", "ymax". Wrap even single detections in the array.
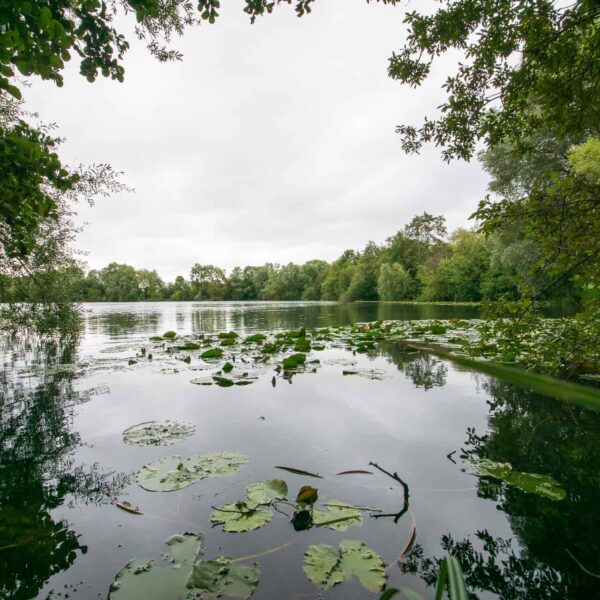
[{"xmin": 1, "ymin": 301, "xmax": 599, "ymax": 599}]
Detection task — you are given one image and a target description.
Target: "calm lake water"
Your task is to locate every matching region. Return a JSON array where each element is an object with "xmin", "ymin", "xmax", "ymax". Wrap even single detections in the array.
[{"xmin": 1, "ymin": 302, "xmax": 599, "ymax": 599}]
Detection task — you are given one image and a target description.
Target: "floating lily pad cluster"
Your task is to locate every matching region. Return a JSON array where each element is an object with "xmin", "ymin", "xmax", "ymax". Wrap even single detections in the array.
[
  {"xmin": 145, "ymin": 319, "xmax": 486, "ymax": 389},
  {"xmin": 137, "ymin": 452, "xmax": 248, "ymax": 492},
  {"xmin": 109, "ymin": 533, "xmax": 259, "ymax": 600},
  {"xmin": 211, "ymin": 479, "xmax": 366, "ymax": 536},
  {"xmin": 211, "ymin": 479, "xmax": 287, "ymax": 533}
]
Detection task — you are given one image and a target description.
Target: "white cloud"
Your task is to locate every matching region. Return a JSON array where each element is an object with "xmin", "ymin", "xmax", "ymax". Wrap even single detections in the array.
[{"xmin": 25, "ymin": 0, "xmax": 488, "ymax": 280}]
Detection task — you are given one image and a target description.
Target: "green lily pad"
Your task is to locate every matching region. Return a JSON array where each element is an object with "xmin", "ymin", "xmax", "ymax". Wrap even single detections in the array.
[
  {"xmin": 163, "ymin": 331, "xmax": 177, "ymax": 339},
  {"xmin": 465, "ymin": 459, "xmax": 512, "ymax": 480},
  {"xmin": 213, "ymin": 373, "xmax": 258, "ymax": 387},
  {"xmin": 211, "ymin": 502, "xmax": 274, "ymax": 532},
  {"xmin": 186, "ymin": 556, "xmax": 260, "ymax": 599},
  {"xmin": 213, "ymin": 375, "xmax": 235, "ymax": 387},
  {"xmin": 465, "ymin": 460, "xmax": 566, "ymax": 500},
  {"xmin": 505, "ymin": 470, "xmax": 567, "ymax": 500},
  {"xmin": 218, "ymin": 331, "xmax": 239, "ymax": 339},
  {"xmin": 109, "ymin": 533, "xmax": 202, "ymax": 599},
  {"xmin": 303, "ymin": 541, "xmax": 386, "ymax": 593},
  {"xmin": 282, "ymin": 353, "xmax": 306, "ymax": 370},
  {"xmin": 201, "ymin": 348, "xmax": 224, "ymax": 359},
  {"xmin": 294, "ymin": 338, "xmax": 311, "ymax": 352},
  {"xmin": 138, "ymin": 452, "xmax": 248, "ymax": 492},
  {"xmin": 339, "ymin": 540, "xmax": 387, "ymax": 592},
  {"xmin": 122, "ymin": 421, "xmax": 195, "ymax": 447},
  {"xmin": 244, "ymin": 479, "xmax": 288, "ymax": 509},
  {"xmin": 313, "ymin": 500, "xmax": 362, "ymax": 531},
  {"xmin": 222, "ymin": 362, "xmax": 234, "ymax": 373},
  {"xmin": 176, "ymin": 342, "xmax": 200, "ymax": 350},
  {"xmin": 244, "ymin": 334, "xmax": 266, "ymax": 343},
  {"xmin": 303, "ymin": 544, "xmax": 343, "ymax": 590}
]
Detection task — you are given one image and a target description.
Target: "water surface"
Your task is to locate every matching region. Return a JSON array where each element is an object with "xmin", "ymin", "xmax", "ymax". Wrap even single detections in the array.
[{"xmin": 1, "ymin": 302, "xmax": 598, "ymax": 599}]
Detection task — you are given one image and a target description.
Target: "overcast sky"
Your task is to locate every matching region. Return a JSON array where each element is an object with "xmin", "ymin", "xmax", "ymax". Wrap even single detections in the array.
[{"xmin": 26, "ymin": 0, "xmax": 489, "ymax": 281}]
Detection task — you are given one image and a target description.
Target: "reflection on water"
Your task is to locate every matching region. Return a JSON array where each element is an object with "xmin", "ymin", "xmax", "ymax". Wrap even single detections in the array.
[
  {"xmin": 0, "ymin": 302, "xmax": 598, "ymax": 599},
  {"xmin": 82, "ymin": 301, "xmax": 480, "ymax": 341},
  {"xmin": 402, "ymin": 379, "xmax": 600, "ymax": 599},
  {"xmin": 0, "ymin": 336, "xmax": 127, "ymax": 600}
]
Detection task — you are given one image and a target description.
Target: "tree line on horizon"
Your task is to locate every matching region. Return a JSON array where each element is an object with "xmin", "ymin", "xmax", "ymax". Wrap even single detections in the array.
[
  {"xmin": 1, "ymin": 212, "xmax": 580, "ymax": 305},
  {"xmin": 0, "ymin": 0, "xmax": 598, "ymax": 329}
]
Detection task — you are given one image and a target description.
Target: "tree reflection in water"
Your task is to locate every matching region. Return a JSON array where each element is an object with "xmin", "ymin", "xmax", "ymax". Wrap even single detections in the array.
[
  {"xmin": 400, "ymin": 378, "xmax": 600, "ymax": 598},
  {"xmin": 380, "ymin": 341, "xmax": 448, "ymax": 390},
  {"xmin": 0, "ymin": 335, "xmax": 128, "ymax": 600}
]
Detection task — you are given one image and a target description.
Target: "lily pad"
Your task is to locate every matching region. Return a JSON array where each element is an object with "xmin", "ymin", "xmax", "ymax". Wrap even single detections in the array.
[
  {"xmin": 244, "ymin": 333, "xmax": 266, "ymax": 343},
  {"xmin": 294, "ymin": 338, "xmax": 312, "ymax": 352},
  {"xmin": 163, "ymin": 331, "xmax": 177, "ymax": 339},
  {"xmin": 218, "ymin": 331, "xmax": 239, "ymax": 339},
  {"xmin": 201, "ymin": 348, "xmax": 224, "ymax": 359},
  {"xmin": 176, "ymin": 342, "xmax": 200, "ymax": 350},
  {"xmin": 137, "ymin": 452, "xmax": 248, "ymax": 492},
  {"xmin": 122, "ymin": 421, "xmax": 195, "ymax": 447},
  {"xmin": 302, "ymin": 544, "xmax": 343, "ymax": 590},
  {"xmin": 109, "ymin": 533, "xmax": 202, "ymax": 599},
  {"xmin": 313, "ymin": 500, "xmax": 363, "ymax": 531},
  {"xmin": 282, "ymin": 353, "xmax": 306, "ymax": 370},
  {"xmin": 338, "ymin": 540, "xmax": 387, "ymax": 592},
  {"xmin": 465, "ymin": 459, "xmax": 566, "ymax": 500},
  {"xmin": 186, "ymin": 556, "xmax": 260, "ymax": 599},
  {"xmin": 303, "ymin": 540, "xmax": 386, "ymax": 593},
  {"xmin": 211, "ymin": 502, "xmax": 274, "ymax": 532},
  {"xmin": 245, "ymin": 479, "xmax": 288, "ymax": 509}
]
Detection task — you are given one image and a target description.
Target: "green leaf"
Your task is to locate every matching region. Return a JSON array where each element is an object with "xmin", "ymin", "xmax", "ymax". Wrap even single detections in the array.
[
  {"xmin": 313, "ymin": 500, "xmax": 362, "ymax": 531},
  {"xmin": 282, "ymin": 353, "xmax": 306, "ymax": 369},
  {"xmin": 211, "ymin": 502, "xmax": 274, "ymax": 532},
  {"xmin": 244, "ymin": 479, "xmax": 288, "ymax": 509},
  {"xmin": 339, "ymin": 540, "xmax": 386, "ymax": 592},
  {"xmin": 137, "ymin": 452, "xmax": 248, "ymax": 492},
  {"xmin": 108, "ymin": 533, "xmax": 202, "ymax": 599},
  {"xmin": 435, "ymin": 556, "xmax": 468, "ymax": 600},
  {"xmin": 222, "ymin": 361, "xmax": 234, "ymax": 373},
  {"xmin": 186, "ymin": 556, "xmax": 260, "ymax": 599},
  {"xmin": 176, "ymin": 342, "xmax": 200, "ymax": 350},
  {"xmin": 213, "ymin": 375, "xmax": 234, "ymax": 387},
  {"xmin": 465, "ymin": 460, "xmax": 566, "ymax": 500},
  {"xmin": 302, "ymin": 544, "xmax": 343, "ymax": 590},
  {"xmin": 162, "ymin": 331, "xmax": 177, "ymax": 339},
  {"xmin": 304, "ymin": 541, "xmax": 386, "ymax": 593},
  {"xmin": 294, "ymin": 338, "xmax": 311, "ymax": 352},
  {"xmin": 202, "ymin": 348, "xmax": 224, "ymax": 359},
  {"xmin": 122, "ymin": 421, "xmax": 195, "ymax": 446}
]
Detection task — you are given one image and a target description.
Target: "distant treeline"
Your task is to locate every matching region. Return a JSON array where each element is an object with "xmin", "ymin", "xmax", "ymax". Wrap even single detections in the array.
[{"xmin": 1, "ymin": 213, "xmax": 579, "ymax": 304}]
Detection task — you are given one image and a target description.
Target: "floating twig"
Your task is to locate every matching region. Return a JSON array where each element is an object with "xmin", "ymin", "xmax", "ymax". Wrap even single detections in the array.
[
  {"xmin": 369, "ymin": 461, "xmax": 410, "ymax": 524},
  {"xmin": 274, "ymin": 465, "xmax": 324, "ymax": 479}
]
